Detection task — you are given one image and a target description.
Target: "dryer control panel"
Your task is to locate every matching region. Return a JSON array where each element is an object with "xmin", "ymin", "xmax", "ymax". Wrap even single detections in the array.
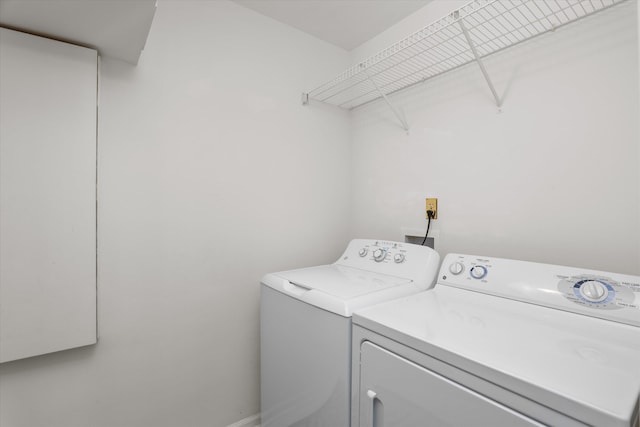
[{"xmin": 439, "ymin": 254, "xmax": 640, "ymax": 327}]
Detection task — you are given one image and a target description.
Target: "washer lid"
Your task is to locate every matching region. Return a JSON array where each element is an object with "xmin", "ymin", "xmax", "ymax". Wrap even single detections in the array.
[
  {"xmin": 352, "ymin": 286, "xmax": 640, "ymax": 427},
  {"xmin": 261, "ymin": 265, "xmax": 415, "ymax": 317}
]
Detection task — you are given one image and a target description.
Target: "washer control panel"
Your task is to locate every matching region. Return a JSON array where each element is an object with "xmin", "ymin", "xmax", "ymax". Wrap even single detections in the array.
[
  {"xmin": 353, "ymin": 240, "xmax": 415, "ymax": 265},
  {"xmin": 337, "ymin": 239, "xmax": 440, "ymax": 289},
  {"xmin": 439, "ymin": 253, "xmax": 640, "ymax": 327}
]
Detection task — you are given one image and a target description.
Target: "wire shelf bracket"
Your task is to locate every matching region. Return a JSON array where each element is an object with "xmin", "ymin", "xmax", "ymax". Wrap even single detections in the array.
[
  {"xmin": 363, "ymin": 65, "xmax": 410, "ymax": 132},
  {"xmin": 301, "ymin": 0, "xmax": 629, "ymax": 129},
  {"xmin": 455, "ymin": 10, "xmax": 502, "ymax": 109}
]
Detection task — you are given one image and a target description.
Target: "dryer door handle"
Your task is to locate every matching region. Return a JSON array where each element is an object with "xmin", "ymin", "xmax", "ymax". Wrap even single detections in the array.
[{"xmin": 367, "ymin": 389, "xmax": 383, "ymax": 427}]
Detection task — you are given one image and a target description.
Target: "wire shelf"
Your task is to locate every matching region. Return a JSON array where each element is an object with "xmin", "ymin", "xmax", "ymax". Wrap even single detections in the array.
[{"xmin": 304, "ymin": 0, "xmax": 629, "ymax": 110}]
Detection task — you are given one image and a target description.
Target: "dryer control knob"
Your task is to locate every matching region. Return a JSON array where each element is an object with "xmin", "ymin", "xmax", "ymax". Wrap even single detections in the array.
[
  {"xmin": 470, "ymin": 265, "xmax": 487, "ymax": 279},
  {"xmin": 580, "ymin": 280, "xmax": 608, "ymax": 302},
  {"xmin": 449, "ymin": 262, "xmax": 464, "ymax": 275},
  {"xmin": 393, "ymin": 253, "xmax": 405, "ymax": 263},
  {"xmin": 359, "ymin": 248, "xmax": 368, "ymax": 257},
  {"xmin": 373, "ymin": 248, "xmax": 387, "ymax": 262}
]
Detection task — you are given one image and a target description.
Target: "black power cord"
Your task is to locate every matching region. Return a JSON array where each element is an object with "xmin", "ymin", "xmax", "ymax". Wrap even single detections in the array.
[{"xmin": 421, "ymin": 210, "xmax": 435, "ymax": 246}]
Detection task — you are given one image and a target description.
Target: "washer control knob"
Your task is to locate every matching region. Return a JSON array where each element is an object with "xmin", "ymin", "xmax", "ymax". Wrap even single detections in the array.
[
  {"xmin": 358, "ymin": 248, "xmax": 368, "ymax": 257},
  {"xmin": 449, "ymin": 262, "xmax": 464, "ymax": 275},
  {"xmin": 470, "ymin": 265, "xmax": 487, "ymax": 279},
  {"xmin": 393, "ymin": 253, "xmax": 405, "ymax": 263},
  {"xmin": 373, "ymin": 248, "xmax": 387, "ymax": 262},
  {"xmin": 580, "ymin": 280, "xmax": 608, "ymax": 302}
]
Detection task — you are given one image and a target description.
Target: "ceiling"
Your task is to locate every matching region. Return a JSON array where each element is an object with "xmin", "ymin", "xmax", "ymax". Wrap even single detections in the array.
[
  {"xmin": 233, "ymin": 0, "xmax": 431, "ymax": 51},
  {"xmin": 0, "ymin": 0, "xmax": 156, "ymax": 64},
  {"xmin": 0, "ymin": 0, "xmax": 430, "ymax": 63}
]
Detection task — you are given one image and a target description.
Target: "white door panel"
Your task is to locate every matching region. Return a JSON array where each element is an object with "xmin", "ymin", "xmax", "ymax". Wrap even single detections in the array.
[
  {"xmin": 359, "ymin": 341, "xmax": 545, "ymax": 427},
  {"xmin": 0, "ymin": 28, "xmax": 97, "ymax": 362}
]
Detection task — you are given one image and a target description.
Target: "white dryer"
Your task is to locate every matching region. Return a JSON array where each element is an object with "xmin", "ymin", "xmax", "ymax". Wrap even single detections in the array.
[
  {"xmin": 351, "ymin": 253, "xmax": 640, "ymax": 427},
  {"xmin": 260, "ymin": 239, "xmax": 440, "ymax": 427}
]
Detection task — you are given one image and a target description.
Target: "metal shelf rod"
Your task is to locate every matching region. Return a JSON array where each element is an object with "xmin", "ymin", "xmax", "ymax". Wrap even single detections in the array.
[
  {"xmin": 456, "ymin": 11, "xmax": 502, "ymax": 108},
  {"xmin": 364, "ymin": 67, "xmax": 410, "ymax": 131}
]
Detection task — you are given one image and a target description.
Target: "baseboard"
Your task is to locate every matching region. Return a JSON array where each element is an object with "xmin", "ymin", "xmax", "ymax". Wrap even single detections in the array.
[{"xmin": 225, "ymin": 413, "xmax": 260, "ymax": 427}]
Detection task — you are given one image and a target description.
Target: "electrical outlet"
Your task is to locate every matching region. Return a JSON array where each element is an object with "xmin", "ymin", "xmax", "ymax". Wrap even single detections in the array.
[{"xmin": 425, "ymin": 198, "xmax": 438, "ymax": 219}]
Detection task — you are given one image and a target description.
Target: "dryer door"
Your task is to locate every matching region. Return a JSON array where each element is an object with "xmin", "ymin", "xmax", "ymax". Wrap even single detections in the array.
[{"xmin": 358, "ymin": 342, "xmax": 544, "ymax": 427}]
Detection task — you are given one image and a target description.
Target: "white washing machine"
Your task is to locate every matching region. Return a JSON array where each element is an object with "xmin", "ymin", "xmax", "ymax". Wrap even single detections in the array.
[
  {"xmin": 351, "ymin": 253, "xmax": 640, "ymax": 427},
  {"xmin": 260, "ymin": 239, "xmax": 440, "ymax": 427}
]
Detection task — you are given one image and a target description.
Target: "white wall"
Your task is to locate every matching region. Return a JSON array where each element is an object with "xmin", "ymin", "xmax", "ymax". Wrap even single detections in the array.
[
  {"xmin": 349, "ymin": 1, "xmax": 640, "ymax": 275},
  {"xmin": 0, "ymin": 1, "xmax": 351, "ymax": 427}
]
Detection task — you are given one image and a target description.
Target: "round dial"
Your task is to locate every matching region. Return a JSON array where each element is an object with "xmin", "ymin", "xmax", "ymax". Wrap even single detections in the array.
[
  {"xmin": 579, "ymin": 280, "xmax": 608, "ymax": 302},
  {"xmin": 393, "ymin": 253, "xmax": 405, "ymax": 263},
  {"xmin": 559, "ymin": 276, "xmax": 627, "ymax": 311},
  {"xmin": 449, "ymin": 262, "xmax": 464, "ymax": 275},
  {"xmin": 470, "ymin": 265, "xmax": 487, "ymax": 279},
  {"xmin": 373, "ymin": 248, "xmax": 387, "ymax": 262},
  {"xmin": 358, "ymin": 248, "xmax": 368, "ymax": 257}
]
